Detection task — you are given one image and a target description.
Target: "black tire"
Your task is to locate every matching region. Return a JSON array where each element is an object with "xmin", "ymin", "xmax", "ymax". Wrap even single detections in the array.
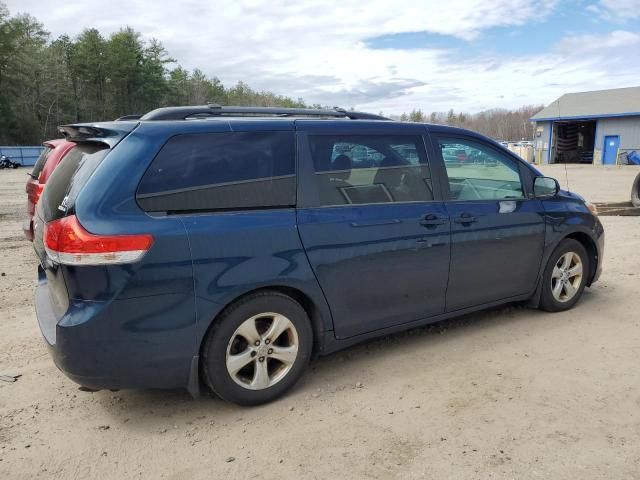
[
  {"xmin": 201, "ymin": 291, "xmax": 312, "ymax": 406},
  {"xmin": 631, "ymin": 172, "xmax": 640, "ymax": 208},
  {"xmin": 540, "ymin": 239, "xmax": 589, "ymax": 312}
]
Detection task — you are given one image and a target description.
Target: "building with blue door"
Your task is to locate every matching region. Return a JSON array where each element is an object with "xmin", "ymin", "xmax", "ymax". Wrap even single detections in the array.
[{"xmin": 530, "ymin": 86, "xmax": 640, "ymax": 165}]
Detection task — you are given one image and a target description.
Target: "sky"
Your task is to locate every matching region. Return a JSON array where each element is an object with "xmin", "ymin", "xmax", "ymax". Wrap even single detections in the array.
[{"xmin": 6, "ymin": 0, "xmax": 640, "ymax": 114}]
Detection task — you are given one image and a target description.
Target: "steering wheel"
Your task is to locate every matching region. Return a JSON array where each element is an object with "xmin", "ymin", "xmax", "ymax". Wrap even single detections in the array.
[{"xmin": 461, "ymin": 178, "xmax": 483, "ymax": 200}]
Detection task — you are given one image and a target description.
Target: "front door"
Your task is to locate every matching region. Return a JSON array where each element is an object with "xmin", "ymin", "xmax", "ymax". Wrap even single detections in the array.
[
  {"xmin": 434, "ymin": 135, "xmax": 545, "ymax": 311},
  {"xmin": 603, "ymin": 135, "xmax": 620, "ymax": 165},
  {"xmin": 296, "ymin": 126, "xmax": 451, "ymax": 338}
]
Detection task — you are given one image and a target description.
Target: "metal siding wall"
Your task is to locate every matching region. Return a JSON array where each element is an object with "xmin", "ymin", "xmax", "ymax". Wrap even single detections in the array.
[
  {"xmin": 594, "ymin": 116, "xmax": 640, "ymax": 162},
  {"xmin": 0, "ymin": 146, "xmax": 44, "ymax": 166},
  {"xmin": 533, "ymin": 121, "xmax": 551, "ymax": 164}
]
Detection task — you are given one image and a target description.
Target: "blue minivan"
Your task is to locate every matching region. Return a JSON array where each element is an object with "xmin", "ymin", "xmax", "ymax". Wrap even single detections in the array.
[{"xmin": 33, "ymin": 106, "xmax": 604, "ymax": 405}]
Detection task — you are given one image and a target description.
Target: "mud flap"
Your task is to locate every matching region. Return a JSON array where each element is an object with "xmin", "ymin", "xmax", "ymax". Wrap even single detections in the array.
[
  {"xmin": 187, "ymin": 356, "xmax": 200, "ymax": 399},
  {"xmin": 526, "ymin": 275, "xmax": 543, "ymax": 308}
]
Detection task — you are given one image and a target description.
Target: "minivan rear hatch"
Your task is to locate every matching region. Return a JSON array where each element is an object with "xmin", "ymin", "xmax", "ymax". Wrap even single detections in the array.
[{"xmin": 33, "ymin": 122, "xmax": 138, "ymax": 326}]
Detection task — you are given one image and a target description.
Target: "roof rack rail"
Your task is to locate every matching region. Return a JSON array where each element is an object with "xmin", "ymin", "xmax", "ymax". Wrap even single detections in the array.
[{"xmin": 138, "ymin": 105, "xmax": 389, "ymax": 121}]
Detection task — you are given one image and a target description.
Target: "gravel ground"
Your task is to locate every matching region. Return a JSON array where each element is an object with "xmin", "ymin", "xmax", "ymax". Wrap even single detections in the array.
[{"xmin": 1, "ymin": 166, "xmax": 639, "ymax": 479}]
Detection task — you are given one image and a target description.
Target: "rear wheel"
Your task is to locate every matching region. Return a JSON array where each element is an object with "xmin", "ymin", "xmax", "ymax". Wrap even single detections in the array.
[
  {"xmin": 631, "ymin": 172, "xmax": 640, "ymax": 207},
  {"xmin": 201, "ymin": 291, "xmax": 312, "ymax": 406},
  {"xmin": 540, "ymin": 239, "xmax": 589, "ymax": 312}
]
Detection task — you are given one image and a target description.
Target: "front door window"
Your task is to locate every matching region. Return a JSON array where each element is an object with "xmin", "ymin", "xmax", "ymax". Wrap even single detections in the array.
[{"xmin": 438, "ymin": 138, "xmax": 524, "ymax": 201}]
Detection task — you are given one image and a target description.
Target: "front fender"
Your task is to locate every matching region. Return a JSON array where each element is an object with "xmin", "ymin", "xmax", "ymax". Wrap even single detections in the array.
[{"xmin": 535, "ymin": 196, "xmax": 604, "ymax": 293}]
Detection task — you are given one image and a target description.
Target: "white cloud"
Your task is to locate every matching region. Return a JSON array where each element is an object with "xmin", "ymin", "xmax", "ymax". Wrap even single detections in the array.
[
  {"xmin": 593, "ymin": 0, "xmax": 640, "ymax": 22},
  {"xmin": 5, "ymin": 0, "xmax": 640, "ymax": 114},
  {"xmin": 556, "ymin": 29, "xmax": 640, "ymax": 52}
]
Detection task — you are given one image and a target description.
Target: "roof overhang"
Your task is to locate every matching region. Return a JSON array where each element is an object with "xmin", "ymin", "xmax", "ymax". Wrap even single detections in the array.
[{"xmin": 531, "ymin": 111, "xmax": 640, "ymax": 122}]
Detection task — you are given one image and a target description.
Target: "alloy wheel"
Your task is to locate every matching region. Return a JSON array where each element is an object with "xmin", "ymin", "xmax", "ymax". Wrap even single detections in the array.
[
  {"xmin": 225, "ymin": 312, "xmax": 299, "ymax": 390},
  {"xmin": 551, "ymin": 251, "xmax": 583, "ymax": 303}
]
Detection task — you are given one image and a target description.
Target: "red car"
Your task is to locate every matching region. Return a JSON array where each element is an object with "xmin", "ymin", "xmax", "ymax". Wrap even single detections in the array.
[{"xmin": 24, "ymin": 139, "xmax": 75, "ymax": 240}]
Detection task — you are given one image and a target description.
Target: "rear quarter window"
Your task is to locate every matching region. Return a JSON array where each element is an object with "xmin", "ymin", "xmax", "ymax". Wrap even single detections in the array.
[
  {"xmin": 30, "ymin": 145, "xmax": 54, "ymax": 179},
  {"xmin": 39, "ymin": 143, "xmax": 110, "ymax": 222},
  {"xmin": 136, "ymin": 131, "xmax": 295, "ymax": 212}
]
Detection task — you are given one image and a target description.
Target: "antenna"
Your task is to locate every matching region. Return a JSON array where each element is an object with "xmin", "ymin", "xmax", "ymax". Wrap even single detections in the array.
[{"xmin": 557, "ymin": 95, "xmax": 570, "ymax": 192}]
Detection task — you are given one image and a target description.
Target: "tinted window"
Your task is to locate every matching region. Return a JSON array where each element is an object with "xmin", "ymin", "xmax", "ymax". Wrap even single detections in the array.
[
  {"xmin": 31, "ymin": 145, "xmax": 54, "ymax": 179},
  {"xmin": 308, "ymin": 135, "xmax": 432, "ymax": 206},
  {"xmin": 40, "ymin": 143, "xmax": 110, "ymax": 222},
  {"xmin": 438, "ymin": 137, "xmax": 524, "ymax": 201},
  {"xmin": 137, "ymin": 131, "xmax": 295, "ymax": 212}
]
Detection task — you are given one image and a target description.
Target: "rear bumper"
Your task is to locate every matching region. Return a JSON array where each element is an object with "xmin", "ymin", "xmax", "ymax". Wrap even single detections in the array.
[
  {"xmin": 35, "ymin": 279, "xmax": 57, "ymax": 345},
  {"xmin": 34, "ymin": 278, "xmax": 197, "ymax": 391}
]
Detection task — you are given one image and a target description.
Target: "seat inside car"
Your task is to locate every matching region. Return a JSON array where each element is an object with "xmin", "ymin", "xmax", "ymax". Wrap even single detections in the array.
[
  {"xmin": 330, "ymin": 154, "xmax": 352, "ymax": 182},
  {"xmin": 329, "ymin": 154, "xmax": 352, "ymax": 187}
]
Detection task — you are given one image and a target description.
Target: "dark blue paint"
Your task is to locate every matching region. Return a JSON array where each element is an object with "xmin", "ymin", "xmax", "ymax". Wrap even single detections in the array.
[
  {"xmin": 297, "ymin": 203, "xmax": 451, "ymax": 338},
  {"xmin": 179, "ymin": 209, "xmax": 334, "ymax": 345},
  {"xmin": 33, "ymin": 116, "xmax": 605, "ymax": 394},
  {"xmin": 445, "ymin": 199, "xmax": 545, "ymax": 310}
]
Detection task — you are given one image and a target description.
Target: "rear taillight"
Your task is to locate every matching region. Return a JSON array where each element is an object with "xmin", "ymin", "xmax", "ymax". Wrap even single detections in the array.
[
  {"xmin": 44, "ymin": 215, "xmax": 153, "ymax": 265},
  {"xmin": 26, "ymin": 182, "xmax": 44, "ymax": 204}
]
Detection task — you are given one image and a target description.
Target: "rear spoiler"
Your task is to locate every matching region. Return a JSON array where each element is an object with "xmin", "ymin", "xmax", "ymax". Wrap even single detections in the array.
[
  {"xmin": 115, "ymin": 114, "xmax": 143, "ymax": 121},
  {"xmin": 58, "ymin": 122, "xmax": 138, "ymax": 148}
]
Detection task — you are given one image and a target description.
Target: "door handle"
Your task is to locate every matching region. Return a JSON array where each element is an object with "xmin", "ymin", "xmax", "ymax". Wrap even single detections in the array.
[
  {"xmin": 351, "ymin": 219, "xmax": 402, "ymax": 227},
  {"xmin": 415, "ymin": 239, "xmax": 446, "ymax": 248},
  {"xmin": 453, "ymin": 213, "xmax": 478, "ymax": 224},
  {"xmin": 419, "ymin": 214, "xmax": 447, "ymax": 227}
]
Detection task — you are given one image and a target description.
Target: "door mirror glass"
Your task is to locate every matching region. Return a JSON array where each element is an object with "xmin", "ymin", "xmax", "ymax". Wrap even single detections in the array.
[{"xmin": 533, "ymin": 176, "xmax": 559, "ymax": 198}]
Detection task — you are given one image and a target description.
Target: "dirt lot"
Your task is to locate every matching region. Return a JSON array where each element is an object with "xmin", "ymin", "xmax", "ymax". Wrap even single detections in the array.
[
  {"xmin": 1, "ymin": 166, "xmax": 639, "ymax": 479},
  {"xmin": 538, "ymin": 164, "xmax": 640, "ymax": 203}
]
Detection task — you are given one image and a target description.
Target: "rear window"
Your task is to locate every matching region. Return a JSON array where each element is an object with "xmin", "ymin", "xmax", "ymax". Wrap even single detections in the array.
[
  {"xmin": 308, "ymin": 134, "xmax": 432, "ymax": 206},
  {"xmin": 39, "ymin": 143, "xmax": 110, "ymax": 222},
  {"xmin": 31, "ymin": 145, "xmax": 54, "ymax": 179},
  {"xmin": 136, "ymin": 131, "xmax": 295, "ymax": 212}
]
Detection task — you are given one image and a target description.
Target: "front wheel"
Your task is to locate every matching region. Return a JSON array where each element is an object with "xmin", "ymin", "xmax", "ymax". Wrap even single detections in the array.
[
  {"xmin": 201, "ymin": 291, "xmax": 312, "ymax": 406},
  {"xmin": 540, "ymin": 239, "xmax": 589, "ymax": 312}
]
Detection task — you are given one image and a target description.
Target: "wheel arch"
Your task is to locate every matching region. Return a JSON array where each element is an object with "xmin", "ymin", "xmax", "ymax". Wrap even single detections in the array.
[
  {"xmin": 528, "ymin": 227, "xmax": 599, "ymax": 309},
  {"xmin": 562, "ymin": 231, "xmax": 598, "ymax": 286},
  {"xmin": 198, "ymin": 285, "xmax": 328, "ymax": 360}
]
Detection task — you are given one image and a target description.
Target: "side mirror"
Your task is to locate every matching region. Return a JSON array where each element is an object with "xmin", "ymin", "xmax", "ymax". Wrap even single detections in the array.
[{"xmin": 533, "ymin": 176, "xmax": 559, "ymax": 198}]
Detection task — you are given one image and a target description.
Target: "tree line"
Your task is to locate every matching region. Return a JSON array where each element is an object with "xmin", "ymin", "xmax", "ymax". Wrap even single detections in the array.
[
  {"xmin": 393, "ymin": 105, "xmax": 544, "ymax": 142},
  {"xmin": 1, "ymin": 2, "xmax": 543, "ymax": 145},
  {"xmin": 0, "ymin": 3, "xmax": 306, "ymax": 144}
]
